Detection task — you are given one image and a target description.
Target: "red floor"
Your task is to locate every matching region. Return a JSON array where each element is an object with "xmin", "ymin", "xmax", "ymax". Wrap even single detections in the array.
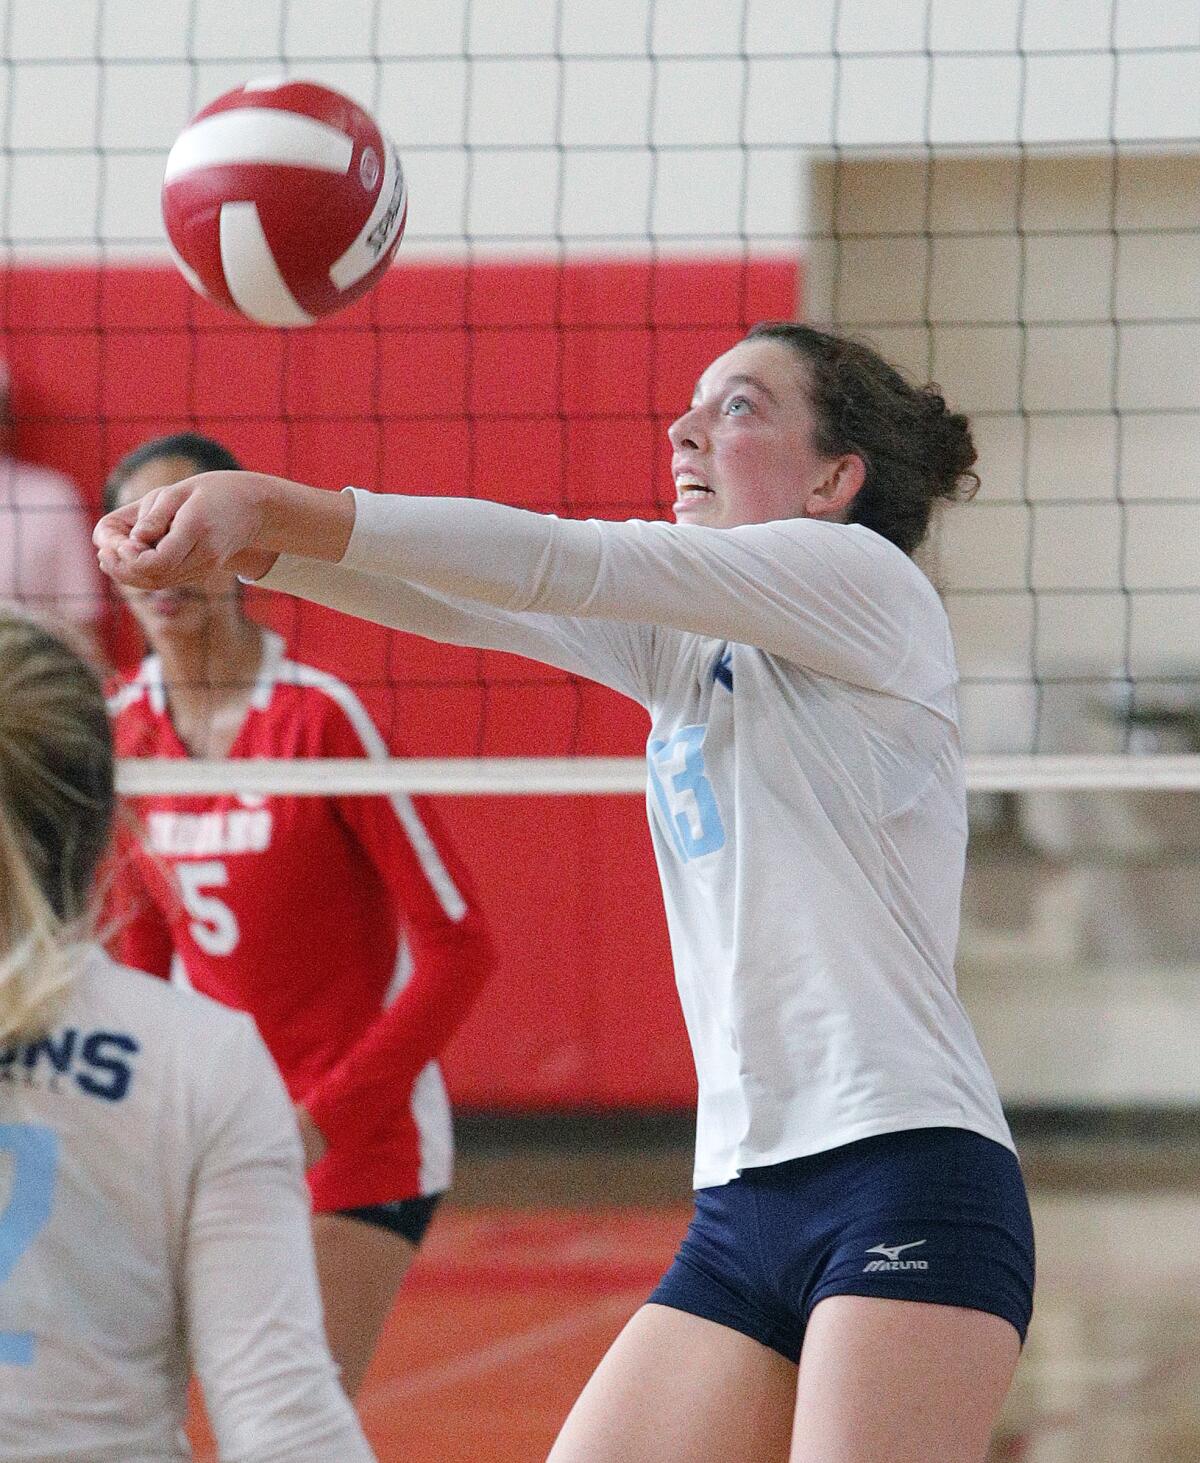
[
  {"xmin": 188, "ymin": 1207, "xmax": 689, "ymax": 1462},
  {"xmin": 185, "ymin": 1183, "xmax": 1200, "ymax": 1461}
]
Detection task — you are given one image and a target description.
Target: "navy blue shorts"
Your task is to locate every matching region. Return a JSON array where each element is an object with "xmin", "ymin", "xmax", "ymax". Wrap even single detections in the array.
[
  {"xmin": 649, "ymin": 1127, "xmax": 1034, "ymax": 1364},
  {"xmin": 335, "ymin": 1192, "xmax": 442, "ymax": 1245}
]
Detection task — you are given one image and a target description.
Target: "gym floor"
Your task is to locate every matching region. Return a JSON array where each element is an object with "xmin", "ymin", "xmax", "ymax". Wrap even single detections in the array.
[{"xmin": 189, "ymin": 1114, "xmax": 1200, "ymax": 1462}]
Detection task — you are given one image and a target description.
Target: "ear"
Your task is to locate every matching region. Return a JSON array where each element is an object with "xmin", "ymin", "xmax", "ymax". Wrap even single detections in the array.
[{"xmin": 802, "ymin": 454, "xmax": 866, "ymax": 522}]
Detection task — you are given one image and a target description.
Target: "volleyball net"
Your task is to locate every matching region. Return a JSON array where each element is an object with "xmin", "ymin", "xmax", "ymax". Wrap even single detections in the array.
[{"xmin": 5, "ymin": 1, "xmax": 1200, "ymax": 796}]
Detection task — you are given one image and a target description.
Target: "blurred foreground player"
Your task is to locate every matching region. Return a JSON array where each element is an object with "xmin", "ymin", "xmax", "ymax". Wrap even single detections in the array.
[
  {"xmin": 104, "ymin": 434, "xmax": 493, "ymax": 1395},
  {"xmin": 0, "ymin": 357, "xmax": 105, "ymax": 657},
  {"xmin": 0, "ymin": 609, "xmax": 375, "ymax": 1462}
]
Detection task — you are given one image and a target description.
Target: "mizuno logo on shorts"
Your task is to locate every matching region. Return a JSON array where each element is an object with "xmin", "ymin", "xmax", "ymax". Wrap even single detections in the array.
[{"xmin": 862, "ymin": 1239, "xmax": 929, "ymax": 1272}]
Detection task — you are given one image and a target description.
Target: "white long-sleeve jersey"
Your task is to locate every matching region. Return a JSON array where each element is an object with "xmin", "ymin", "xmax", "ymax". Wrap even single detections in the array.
[
  {"xmin": 0, "ymin": 947, "xmax": 375, "ymax": 1463},
  {"xmin": 261, "ymin": 489, "xmax": 1013, "ymax": 1189}
]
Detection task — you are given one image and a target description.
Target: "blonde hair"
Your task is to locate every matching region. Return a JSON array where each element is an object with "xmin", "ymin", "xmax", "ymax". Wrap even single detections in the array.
[{"xmin": 0, "ymin": 612, "xmax": 114, "ymax": 1044}]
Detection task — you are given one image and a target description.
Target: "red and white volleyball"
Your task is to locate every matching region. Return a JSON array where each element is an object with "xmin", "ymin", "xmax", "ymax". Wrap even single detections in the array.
[{"xmin": 161, "ymin": 79, "xmax": 407, "ymax": 326}]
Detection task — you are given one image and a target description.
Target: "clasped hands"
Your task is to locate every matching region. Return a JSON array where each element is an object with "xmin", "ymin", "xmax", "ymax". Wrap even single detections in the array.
[{"xmin": 94, "ymin": 470, "xmax": 279, "ymax": 586}]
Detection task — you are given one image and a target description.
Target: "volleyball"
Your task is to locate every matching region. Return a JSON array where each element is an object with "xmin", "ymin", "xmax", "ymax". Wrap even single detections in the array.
[{"xmin": 161, "ymin": 79, "xmax": 407, "ymax": 327}]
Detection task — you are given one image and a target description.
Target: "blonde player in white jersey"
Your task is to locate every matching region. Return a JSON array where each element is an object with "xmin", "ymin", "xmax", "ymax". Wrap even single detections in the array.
[
  {"xmin": 0, "ymin": 611, "xmax": 375, "ymax": 1462},
  {"xmin": 95, "ymin": 322, "xmax": 1035, "ymax": 1463}
]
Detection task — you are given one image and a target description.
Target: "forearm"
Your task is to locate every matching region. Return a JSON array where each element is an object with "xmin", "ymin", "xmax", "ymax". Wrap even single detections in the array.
[
  {"xmin": 259, "ymin": 549, "xmax": 547, "ymax": 648},
  {"xmin": 340, "ymin": 489, "xmax": 600, "ymax": 609},
  {"xmin": 249, "ymin": 474, "xmax": 357, "ymax": 564},
  {"xmin": 258, "ymin": 548, "xmax": 655, "ymax": 702},
  {"xmin": 304, "ymin": 918, "xmax": 494, "ymax": 1150},
  {"xmin": 97, "ymin": 469, "xmax": 357, "ymax": 589}
]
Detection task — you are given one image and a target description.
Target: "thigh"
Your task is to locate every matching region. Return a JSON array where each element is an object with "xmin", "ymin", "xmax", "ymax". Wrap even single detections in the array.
[
  {"xmin": 548, "ymin": 1303, "xmax": 797, "ymax": 1463},
  {"xmin": 790, "ymin": 1296, "xmax": 1020, "ymax": 1463},
  {"xmin": 311, "ymin": 1210, "xmax": 417, "ymax": 1397}
]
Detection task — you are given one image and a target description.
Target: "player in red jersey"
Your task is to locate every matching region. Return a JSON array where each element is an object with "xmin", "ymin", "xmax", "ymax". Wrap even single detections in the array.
[{"xmin": 103, "ymin": 433, "xmax": 493, "ymax": 1396}]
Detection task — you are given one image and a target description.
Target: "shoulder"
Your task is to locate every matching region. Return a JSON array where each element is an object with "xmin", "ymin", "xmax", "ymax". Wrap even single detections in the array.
[
  {"xmin": 83, "ymin": 952, "xmax": 280, "ymax": 1120},
  {"xmin": 271, "ymin": 651, "xmax": 388, "ymax": 759},
  {"xmin": 79, "ymin": 947, "xmax": 257, "ymax": 1047},
  {"xmin": 106, "ymin": 657, "xmax": 163, "ymax": 743},
  {"xmin": 106, "ymin": 655, "xmax": 157, "ymax": 710},
  {"xmin": 761, "ymin": 519, "xmax": 946, "ymax": 616},
  {"xmin": 759, "ymin": 518, "xmax": 927, "ymax": 577},
  {"xmin": 62, "ymin": 952, "xmax": 292, "ymax": 1176}
]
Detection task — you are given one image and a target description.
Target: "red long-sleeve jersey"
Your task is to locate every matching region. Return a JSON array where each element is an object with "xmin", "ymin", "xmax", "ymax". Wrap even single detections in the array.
[{"xmin": 106, "ymin": 630, "xmax": 492, "ymax": 1211}]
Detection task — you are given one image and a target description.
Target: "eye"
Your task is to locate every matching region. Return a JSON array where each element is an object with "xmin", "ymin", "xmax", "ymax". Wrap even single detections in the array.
[{"xmin": 724, "ymin": 394, "xmax": 752, "ymax": 415}]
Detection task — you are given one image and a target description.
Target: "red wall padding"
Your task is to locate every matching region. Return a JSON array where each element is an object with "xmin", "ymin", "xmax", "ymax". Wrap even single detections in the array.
[{"xmin": 2, "ymin": 255, "xmax": 796, "ymax": 1108}]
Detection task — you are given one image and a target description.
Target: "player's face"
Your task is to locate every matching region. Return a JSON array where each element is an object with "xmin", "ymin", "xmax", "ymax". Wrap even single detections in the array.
[
  {"xmin": 668, "ymin": 338, "xmax": 855, "ymax": 530},
  {"xmin": 115, "ymin": 456, "xmax": 243, "ymax": 642}
]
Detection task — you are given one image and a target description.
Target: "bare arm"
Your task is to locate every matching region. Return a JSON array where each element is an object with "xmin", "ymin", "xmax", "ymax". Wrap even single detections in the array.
[{"xmin": 94, "ymin": 471, "xmax": 352, "ymax": 585}]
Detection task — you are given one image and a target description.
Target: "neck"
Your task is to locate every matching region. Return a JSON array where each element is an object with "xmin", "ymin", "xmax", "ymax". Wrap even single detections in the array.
[{"xmin": 156, "ymin": 615, "xmax": 264, "ymax": 713}]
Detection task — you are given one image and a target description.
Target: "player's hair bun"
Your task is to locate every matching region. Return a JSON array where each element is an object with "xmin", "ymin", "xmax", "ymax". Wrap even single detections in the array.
[
  {"xmin": 746, "ymin": 321, "xmax": 979, "ymax": 555},
  {"xmin": 916, "ymin": 386, "xmax": 979, "ymax": 505}
]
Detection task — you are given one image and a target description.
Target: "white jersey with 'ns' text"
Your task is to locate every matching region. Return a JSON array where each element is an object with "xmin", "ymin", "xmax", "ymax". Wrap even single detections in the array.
[{"xmin": 0, "ymin": 947, "xmax": 374, "ymax": 1463}]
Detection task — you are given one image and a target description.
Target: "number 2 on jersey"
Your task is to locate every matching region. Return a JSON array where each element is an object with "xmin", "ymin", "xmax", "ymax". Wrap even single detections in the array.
[
  {"xmin": 649, "ymin": 725, "xmax": 726, "ymax": 861},
  {"xmin": 0, "ymin": 1123, "xmax": 59, "ymax": 1365},
  {"xmin": 176, "ymin": 860, "xmax": 240, "ymax": 956}
]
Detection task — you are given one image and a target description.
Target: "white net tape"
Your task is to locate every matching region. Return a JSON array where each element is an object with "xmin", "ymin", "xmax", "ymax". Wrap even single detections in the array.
[{"xmin": 115, "ymin": 753, "xmax": 1200, "ymax": 797}]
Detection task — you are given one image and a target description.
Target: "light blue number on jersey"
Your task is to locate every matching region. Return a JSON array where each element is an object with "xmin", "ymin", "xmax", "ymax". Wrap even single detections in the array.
[
  {"xmin": 649, "ymin": 725, "xmax": 726, "ymax": 861},
  {"xmin": 0, "ymin": 1123, "xmax": 59, "ymax": 1366}
]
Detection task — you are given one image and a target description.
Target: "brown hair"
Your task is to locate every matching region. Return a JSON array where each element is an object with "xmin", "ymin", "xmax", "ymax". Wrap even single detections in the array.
[
  {"xmin": 103, "ymin": 431, "xmax": 241, "ymax": 515},
  {"xmin": 746, "ymin": 321, "xmax": 979, "ymax": 555},
  {"xmin": 0, "ymin": 612, "xmax": 114, "ymax": 1042}
]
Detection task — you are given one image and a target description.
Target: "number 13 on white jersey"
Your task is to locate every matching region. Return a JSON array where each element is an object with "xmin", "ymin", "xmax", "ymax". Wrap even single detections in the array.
[{"xmin": 649, "ymin": 725, "xmax": 726, "ymax": 862}]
